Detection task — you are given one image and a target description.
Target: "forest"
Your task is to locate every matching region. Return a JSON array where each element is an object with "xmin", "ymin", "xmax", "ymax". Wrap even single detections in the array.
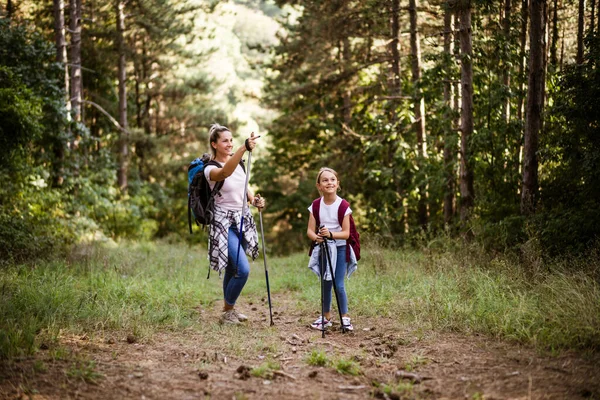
[
  {"xmin": 1, "ymin": 0, "xmax": 600, "ymax": 398},
  {"xmin": 1, "ymin": 0, "xmax": 599, "ymax": 260}
]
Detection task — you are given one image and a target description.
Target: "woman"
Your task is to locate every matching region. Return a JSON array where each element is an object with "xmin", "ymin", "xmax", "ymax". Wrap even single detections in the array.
[{"xmin": 204, "ymin": 123, "xmax": 265, "ymax": 325}]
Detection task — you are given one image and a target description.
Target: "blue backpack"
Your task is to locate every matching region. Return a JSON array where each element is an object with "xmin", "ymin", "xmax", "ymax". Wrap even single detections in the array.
[
  {"xmin": 187, "ymin": 154, "xmax": 223, "ymax": 233},
  {"xmin": 187, "ymin": 154, "xmax": 246, "ymax": 233}
]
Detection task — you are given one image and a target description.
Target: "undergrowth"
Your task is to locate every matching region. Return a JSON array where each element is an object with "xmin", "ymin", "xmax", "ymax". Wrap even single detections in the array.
[{"xmin": 1, "ymin": 239, "xmax": 599, "ymax": 359}]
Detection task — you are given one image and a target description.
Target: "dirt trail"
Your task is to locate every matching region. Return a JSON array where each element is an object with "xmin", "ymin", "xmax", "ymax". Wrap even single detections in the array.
[{"xmin": 1, "ymin": 297, "xmax": 599, "ymax": 400}]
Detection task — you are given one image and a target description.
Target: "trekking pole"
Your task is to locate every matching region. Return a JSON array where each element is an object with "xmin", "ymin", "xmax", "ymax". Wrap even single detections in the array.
[
  {"xmin": 257, "ymin": 199, "xmax": 274, "ymax": 326},
  {"xmin": 323, "ymin": 239, "xmax": 347, "ymax": 333},
  {"xmin": 235, "ymin": 149, "xmax": 252, "ymax": 268},
  {"xmin": 319, "ymin": 240, "xmax": 326, "ymax": 339}
]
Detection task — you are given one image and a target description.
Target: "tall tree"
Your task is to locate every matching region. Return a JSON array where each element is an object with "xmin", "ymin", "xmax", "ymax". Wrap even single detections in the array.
[
  {"xmin": 521, "ymin": 0, "xmax": 547, "ymax": 215},
  {"xmin": 577, "ymin": 0, "xmax": 585, "ymax": 64},
  {"xmin": 443, "ymin": 0, "xmax": 456, "ymax": 226},
  {"xmin": 502, "ymin": 0, "xmax": 512, "ymax": 121},
  {"xmin": 409, "ymin": 0, "xmax": 428, "ymax": 229},
  {"xmin": 549, "ymin": 0, "xmax": 559, "ymax": 68},
  {"xmin": 53, "ymin": 0, "xmax": 69, "ymax": 185},
  {"xmin": 116, "ymin": 0, "xmax": 128, "ymax": 191},
  {"xmin": 458, "ymin": 0, "xmax": 475, "ymax": 226},
  {"xmin": 388, "ymin": 0, "xmax": 401, "ymax": 105},
  {"xmin": 590, "ymin": 0, "xmax": 595, "ymax": 35},
  {"xmin": 517, "ymin": 0, "xmax": 529, "ymax": 121},
  {"xmin": 69, "ymin": 0, "xmax": 82, "ymax": 122}
]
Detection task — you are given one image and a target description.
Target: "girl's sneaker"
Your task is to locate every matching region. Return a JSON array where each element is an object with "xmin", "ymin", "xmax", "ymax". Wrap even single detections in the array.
[
  {"xmin": 341, "ymin": 317, "xmax": 354, "ymax": 331},
  {"xmin": 310, "ymin": 316, "xmax": 332, "ymax": 330}
]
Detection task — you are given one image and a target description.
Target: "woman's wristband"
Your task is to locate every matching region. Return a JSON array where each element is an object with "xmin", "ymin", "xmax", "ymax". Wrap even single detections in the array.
[{"xmin": 329, "ymin": 232, "xmax": 333, "ymax": 239}]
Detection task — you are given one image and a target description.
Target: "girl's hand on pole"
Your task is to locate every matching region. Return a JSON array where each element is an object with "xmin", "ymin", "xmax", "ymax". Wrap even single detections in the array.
[
  {"xmin": 318, "ymin": 225, "xmax": 330, "ymax": 239},
  {"xmin": 253, "ymin": 194, "xmax": 266, "ymax": 210}
]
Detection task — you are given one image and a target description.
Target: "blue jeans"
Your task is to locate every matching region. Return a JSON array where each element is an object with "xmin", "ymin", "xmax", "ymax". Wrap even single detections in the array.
[
  {"xmin": 223, "ymin": 227, "xmax": 250, "ymax": 306},
  {"xmin": 321, "ymin": 245, "xmax": 349, "ymax": 315}
]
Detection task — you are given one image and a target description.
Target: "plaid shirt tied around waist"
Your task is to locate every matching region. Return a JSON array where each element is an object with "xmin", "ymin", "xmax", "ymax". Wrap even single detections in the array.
[{"xmin": 208, "ymin": 206, "xmax": 259, "ymax": 275}]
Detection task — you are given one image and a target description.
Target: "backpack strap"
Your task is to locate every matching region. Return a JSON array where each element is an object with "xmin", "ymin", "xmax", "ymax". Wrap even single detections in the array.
[
  {"xmin": 312, "ymin": 197, "xmax": 322, "ymax": 228},
  {"xmin": 338, "ymin": 199, "xmax": 349, "ymax": 227}
]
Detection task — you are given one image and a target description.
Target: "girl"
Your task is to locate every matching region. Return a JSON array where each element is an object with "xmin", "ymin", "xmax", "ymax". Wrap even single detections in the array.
[
  {"xmin": 204, "ymin": 123, "xmax": 265, "ymax": 325},
  {"xmin": 306, "ymin": 167, "xmax": 358, "ymax": 331}
]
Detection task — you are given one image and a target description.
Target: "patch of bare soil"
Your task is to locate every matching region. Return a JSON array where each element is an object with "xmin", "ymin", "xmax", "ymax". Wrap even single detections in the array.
[{"xmin": 1, "ymin": 296, "xmax": 599, "ymax": 400}]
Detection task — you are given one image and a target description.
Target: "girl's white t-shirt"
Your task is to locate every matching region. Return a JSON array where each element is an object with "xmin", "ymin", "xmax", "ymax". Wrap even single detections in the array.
[
  {"xmin": 308, "ymin": 196, "xmax": 352, "ymax": 246},
  {"xmin": 204, "ymin": 163, "xmax": 246, "ymax": 211}
]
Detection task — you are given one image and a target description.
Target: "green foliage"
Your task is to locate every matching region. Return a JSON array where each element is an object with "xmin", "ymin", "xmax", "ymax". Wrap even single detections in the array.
[
  {"xmin": 537, "ymin": 35, "xmax": 600, "ymax": 255},
  {"xmin": 250, "ymin": 360, "xmax": 280, "ymax": 379},
  {"xmin": 334, "ymin": 357, "xmax": 361, "ymax": 376},
  {"xmin": 305, "ymin": 349, "xmax": 329, "ymax": 367}
]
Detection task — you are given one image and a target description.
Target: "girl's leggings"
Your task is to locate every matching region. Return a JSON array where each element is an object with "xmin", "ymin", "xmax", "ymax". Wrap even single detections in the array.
[
  {"xmin": 223, "ymin": 227, "xmax": 249, "ymax": 306},
  {"xmin": 321, "ymin": 245, "xmax": 348, "ymax": 315}
]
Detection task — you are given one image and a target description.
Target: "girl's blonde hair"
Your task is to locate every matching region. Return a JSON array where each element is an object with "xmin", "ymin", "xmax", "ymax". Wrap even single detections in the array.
[{"xmin": 316, "ymin": 167, "xmax": 339, "ymax": 184}]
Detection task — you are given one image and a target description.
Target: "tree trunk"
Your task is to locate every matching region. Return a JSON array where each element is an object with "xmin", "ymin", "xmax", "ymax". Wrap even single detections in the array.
[
  {"xmin": 341, "ymin": 36, "xmax": 352, "ymax": 126},
  {"xmin": 577, "ymin": 0, "xmax": 585, "ymax": 64},
  {"xmin": 521, "ymin": 0, "xmax": 547, "ymax": 215},
  {"xmin": 549, "ymin": 0, "xmax": 559, "ymax": 68},
  {"xmin": 517, "ymin": 0, "xmax": 529, "ymax": 121},
  {"xmin": 409, "ymin": 0, "xmax": 428, "ymax": 230},
  {"xmin": 458, "ymin": 0, "xmax": 475, "ymax": 226},
  {"xmin": 116, "ymin": 0, "xmax": 129, "ymax": 192},
  {"xmin": 69, "ymin": 0, "xmax": 82, "ymax": 123},
  {"xmin": 590, "ymin": 0, "xmax": 595, "ymax": 36},
  {"xmin": 388, "ymin": 0, "xmax": 401, "ymax": 102},
  {"xmin": 53, "ymin": 0, "xmax": 69, "ymax": 186},
  {"xmin": 502, "ymin": 0, "xmax": 512, "ymax": 122},
  {"xmin": 6, "ymin": 0, "xmax": 14, "ymax": 19},
  {"xmin": 443, "ymin": 1, "xmax": 456, "ymax": 226}
]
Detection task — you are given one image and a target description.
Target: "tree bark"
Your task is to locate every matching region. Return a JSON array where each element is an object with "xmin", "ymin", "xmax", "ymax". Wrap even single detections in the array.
[
  {"xmin": 69, "ymin": 0, "xmax": 82, "ymax": 122},
  {"xmin": 443, "ymin": 0, "xmax": 456, "ymax": 226},
  {"xmin": 517, "ymin": 0, "xmax": 529, "ymax": 121},
  {"xmin": 6, "ymin": 0, "xmax": 13, "ymax": 19},
  {"xmin": 590, "ymin": 0, "xmax": 596, "ymax": 36},
  {"xmin": 458, "ymin": 0, "xmax": 475, "ymax": 226},
  {"xmin": 549, "ymin": 0, "xmax": 559, "ymax": 68},
  {"xmin": 341, "ymin": 36, "xmax": 352, "ymax": 126},
  {"xmin": 577, "ymin": 0, "xmax": 585, "ymax": 64},
  {"xmin": 502, "ymin": 0, "xmax": 512, "ymax": 122},
  {"xmin": 409, "ymin": 0, "xmax": 428, "ymax": 230},
  {"xmin": 521, "ymin": 0, "xmax": 547, "ymax": 215},
  {"xmin": 116, "ymin": 0, "xmax": 129, "ymax": 192},
  {"xmin": 53, "ymin": 0, "xmax": 69, "ymax": 186},
  {"xmin": 388, "ymin": 0, "xmax": 401, "ymax": 103}
]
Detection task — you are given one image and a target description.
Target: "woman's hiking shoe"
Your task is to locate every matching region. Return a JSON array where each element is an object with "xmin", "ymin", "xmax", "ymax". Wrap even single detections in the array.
[
  {"xmin": 220, "ymin": 310, "xmax": 241, "ymax": 325},
  {"xmin": 341, "ymin": 317, "xmax": 354, "ymax": 331},
  {"xmin": 233, "ymin": 309, "xmax": 248, "ymax": 322},
  {"xmin": 310, "ymin": 316, "xmax": 332, "ymax": 330}
]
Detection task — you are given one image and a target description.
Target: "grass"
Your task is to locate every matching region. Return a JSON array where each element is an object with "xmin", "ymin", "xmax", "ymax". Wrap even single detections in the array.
[
  {"xmin": 250, "ymin": 360, "xmax": 280, "ymax": 379},
  {"xmin": 1, "ymin": 239, "xmax": 599, "ymax": 360},
  {"xmin": 305, "ymin": 349, "xmax": 329, "ymax": 366}
]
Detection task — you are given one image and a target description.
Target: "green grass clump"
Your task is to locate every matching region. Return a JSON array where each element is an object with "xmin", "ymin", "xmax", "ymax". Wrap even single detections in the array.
[
  {"xmin": 334, "ymin": 357, "xmax": 361, "ymax": 375},
  {"xmin": 250, "ymin": 360, "xmax": 280, "ymax": 379},
  {"xmin": 305, "ymin": 349, "xmax": 329, "ymax": 367}
]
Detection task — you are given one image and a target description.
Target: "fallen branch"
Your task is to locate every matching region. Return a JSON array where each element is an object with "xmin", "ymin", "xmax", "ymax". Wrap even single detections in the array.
[
  {"xmin": 338, "ymin": 385, "xmax": 366, "ymax": 391},
  {"xmin": 273, "ymin": 370, "xmax": 296, "ymax": 380},
  {"xmin": 395, "ymin": 370, "xmax": 432, "ymax": 383}
]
